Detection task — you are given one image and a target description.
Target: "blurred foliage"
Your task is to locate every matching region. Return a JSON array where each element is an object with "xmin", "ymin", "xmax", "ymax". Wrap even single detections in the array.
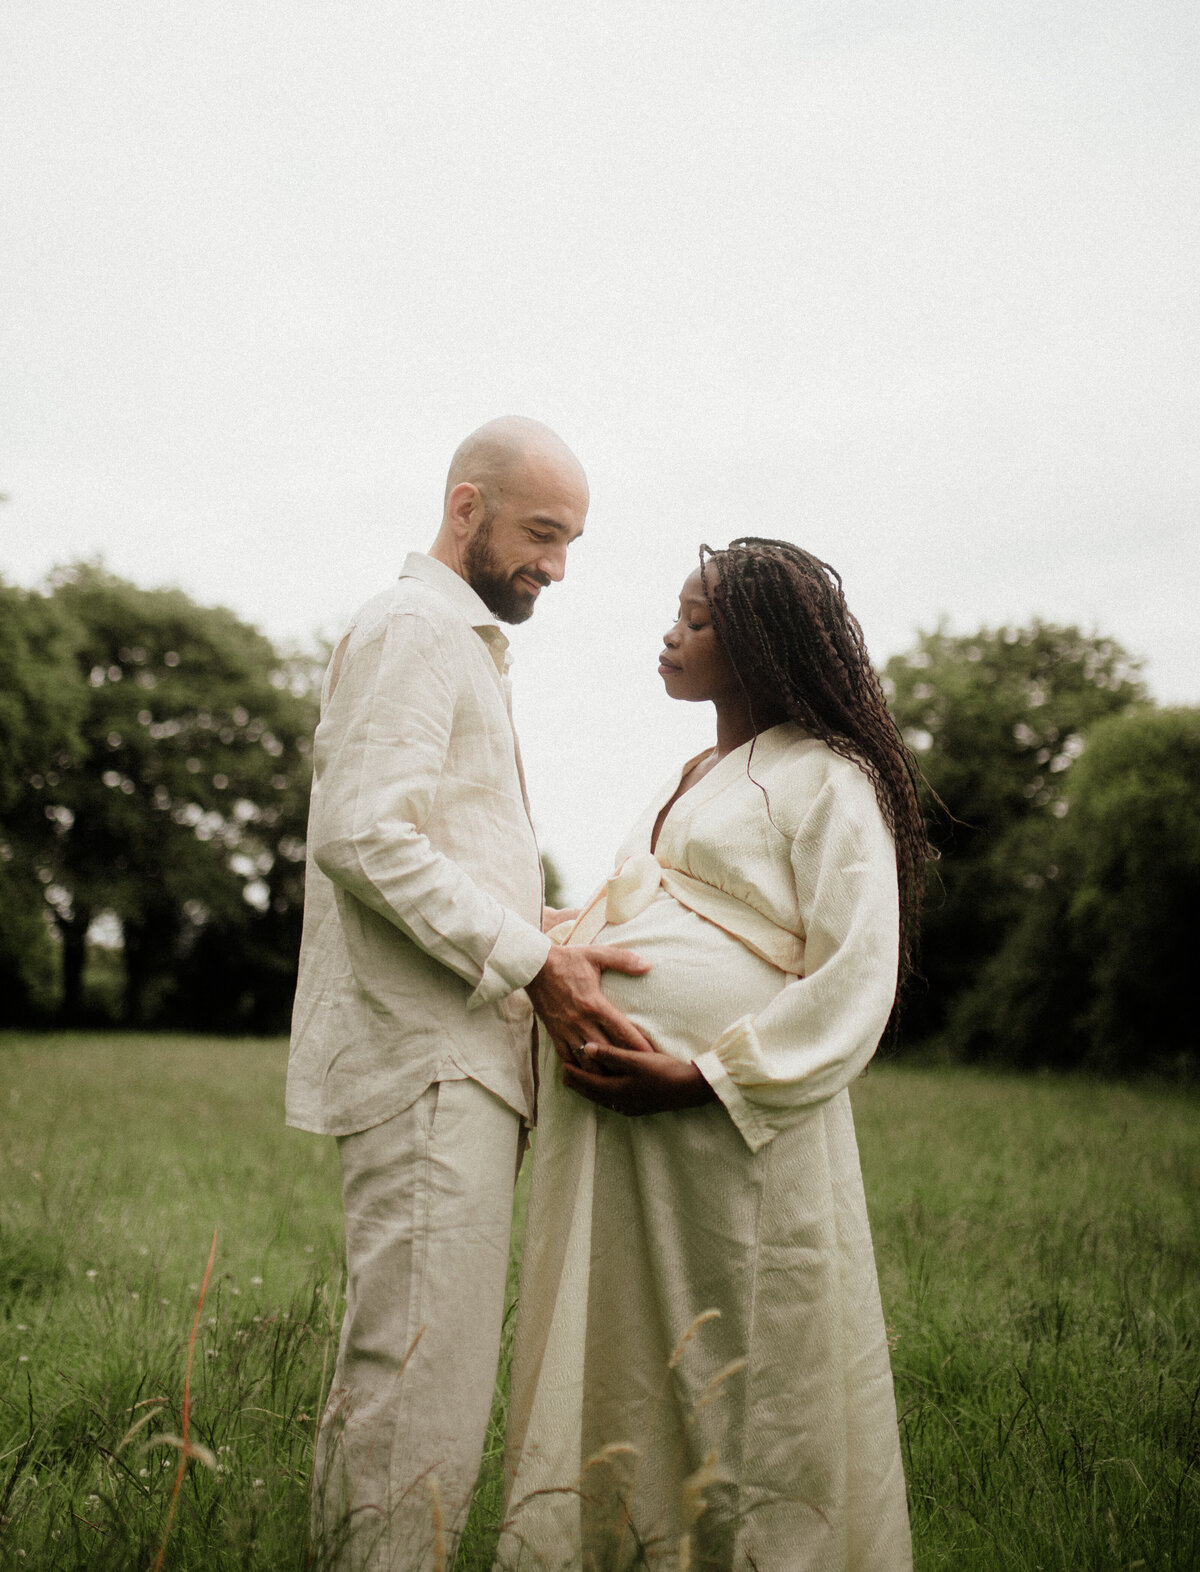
[
  {"xmin": 541, "ymin": 851, "xmax": 563, "ymax": 910},
  {"xmin": 884, "ymin": 621, "xmax": 1149, "ymax": 1050},
  {"xmin": 950, "ymin": 706, "xmax": 1200, "ymax": 1072},
  {"xmin": 0, "ymin": 580, "xmax": 87, "ymax": 1017},
  {"xmin": 1, "ymin": 563, "xmax": 320, "ymax": 1031}
]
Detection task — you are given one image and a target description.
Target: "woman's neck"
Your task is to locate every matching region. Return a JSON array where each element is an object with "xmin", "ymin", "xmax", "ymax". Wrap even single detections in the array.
[{"xmin": 711, "ymin": 693, "xmax": 784, "ymax": 758}]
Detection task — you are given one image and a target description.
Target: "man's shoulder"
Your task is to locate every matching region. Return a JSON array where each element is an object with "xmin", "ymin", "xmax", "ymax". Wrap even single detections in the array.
[{"xmin": 344, "ymin": 578, "xmax": 468, "ymax": 648}]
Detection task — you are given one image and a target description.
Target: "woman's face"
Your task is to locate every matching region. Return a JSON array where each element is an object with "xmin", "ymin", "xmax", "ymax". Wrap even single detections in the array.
[{"xmin": 658, "ymin": 567, "xmax": 743, "ymax": 705}]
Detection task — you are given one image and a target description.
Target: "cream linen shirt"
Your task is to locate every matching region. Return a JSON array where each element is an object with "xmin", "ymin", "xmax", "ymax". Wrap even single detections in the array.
[{"xmin": 286, "ymin": 552, "xmax": 552, "ymax": 1137}]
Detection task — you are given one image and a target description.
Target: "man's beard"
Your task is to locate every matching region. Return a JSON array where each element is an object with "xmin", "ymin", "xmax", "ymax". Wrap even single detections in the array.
[{"xmin": 463, "ymin": 520, "xmax": 547, "ymax": 624}]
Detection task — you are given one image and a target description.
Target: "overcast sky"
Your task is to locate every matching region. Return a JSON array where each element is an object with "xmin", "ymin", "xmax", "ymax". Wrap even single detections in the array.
[{"xmin": 3, "ymin": 2, "xmax": 1197, "ymax": 899}]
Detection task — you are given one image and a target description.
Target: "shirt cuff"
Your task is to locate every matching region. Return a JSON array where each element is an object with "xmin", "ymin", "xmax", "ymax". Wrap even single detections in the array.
[
  {"xmin": 467, "ymin": 909, "xmax": 552, "ymax": 1010},
  {"xmin": 693, "ymin": 1028, "xmax": 776, "ymax": 1155}
]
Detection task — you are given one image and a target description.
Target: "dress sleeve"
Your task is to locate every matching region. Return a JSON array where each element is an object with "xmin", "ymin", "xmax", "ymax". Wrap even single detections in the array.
[
  {"xmin": 310, "ymin": 610, "xmax": 551, "ymax": 1006},
  {"xmin": 691, "ymin": 768, "xmax": 899, "ymax": 1152}
]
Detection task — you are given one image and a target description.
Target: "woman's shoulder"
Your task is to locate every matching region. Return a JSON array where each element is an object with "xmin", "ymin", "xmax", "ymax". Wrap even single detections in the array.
[
  {"xmin": 755, "ymin": 724, "xmax": 866, "ymax": 781},
  {"xmin": 752, "ymin": 725, "xmax": 883, "ymax": 823}
]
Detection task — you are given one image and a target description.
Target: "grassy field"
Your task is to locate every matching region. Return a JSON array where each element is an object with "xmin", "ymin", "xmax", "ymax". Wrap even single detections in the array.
[{"xmin": 0, "ymin": 1034, "xmax": 1196, "ymax": 1570}]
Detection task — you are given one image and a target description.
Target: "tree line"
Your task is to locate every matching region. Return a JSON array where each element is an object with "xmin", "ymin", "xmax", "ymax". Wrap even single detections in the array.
[
  {"xmin": 886, "ymin": 625, "xmax": 1198, "ymax": 1075},
  {"xmin": 1, "ymin": 563, "xmax": 1195, "ymax": 1070},
  {"xmin": 0, "ymin": 563, "xmax": 318, "ymax": 1033}
]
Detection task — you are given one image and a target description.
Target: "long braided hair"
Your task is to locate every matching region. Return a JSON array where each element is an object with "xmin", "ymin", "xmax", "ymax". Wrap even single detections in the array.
[{"xmin": 699, "ymin": 537, "xmax": 932, "ymax": 992}]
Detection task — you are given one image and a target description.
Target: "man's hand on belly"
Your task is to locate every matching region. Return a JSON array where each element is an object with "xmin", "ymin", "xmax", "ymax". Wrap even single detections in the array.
[
  {"xmin": 560, "ymin": 1041, "xmax": 717, "ymax": 1116},
  {"xmin": 525, "ymin": 943, "xmax": 653, "ymax": 1064}
]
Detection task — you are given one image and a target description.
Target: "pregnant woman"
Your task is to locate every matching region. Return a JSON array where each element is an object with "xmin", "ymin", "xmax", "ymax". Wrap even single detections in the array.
[{"xmin": 501, "ymin": 539, "xmax": 927, "ymax": 1572}]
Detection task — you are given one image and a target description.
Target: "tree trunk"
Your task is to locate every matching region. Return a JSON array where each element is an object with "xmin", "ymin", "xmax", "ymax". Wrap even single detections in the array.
[
  {"xmin": 58, "ymin": 908, "xmax": 91, "ymax": 1024},
  {"xmin": 122, "ymin": 907, "xmax": 179, "ymax": 1026}
]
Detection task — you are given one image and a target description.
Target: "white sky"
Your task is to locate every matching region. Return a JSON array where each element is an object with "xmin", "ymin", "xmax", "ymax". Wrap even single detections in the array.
[{"xmin": 3, "ymin": 1, "xmax": 1198, "ymax": 900}]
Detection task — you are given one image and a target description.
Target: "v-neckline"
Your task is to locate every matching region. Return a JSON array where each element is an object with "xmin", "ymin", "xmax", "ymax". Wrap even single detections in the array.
[{"xmin": 649, "ymin": 737, "xmax": 754, "ymax": 855}]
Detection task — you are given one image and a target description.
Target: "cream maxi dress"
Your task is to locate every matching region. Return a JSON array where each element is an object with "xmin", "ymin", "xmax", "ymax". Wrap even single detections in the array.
[{"xmin": 500, "ymin": 725, "xmax": 912, "ymax": 1572}]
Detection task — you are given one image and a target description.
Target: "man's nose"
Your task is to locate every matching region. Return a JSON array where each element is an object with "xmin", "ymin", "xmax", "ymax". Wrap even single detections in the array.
[{"xmin": 537, "ymin": 546, "xmax": 568, "ymax": 583}]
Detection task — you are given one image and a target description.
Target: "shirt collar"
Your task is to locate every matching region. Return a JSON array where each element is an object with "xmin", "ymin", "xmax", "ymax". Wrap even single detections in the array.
[{"xmin": 399, "ymin": 551, "xmax": 512, "ymax": 672}]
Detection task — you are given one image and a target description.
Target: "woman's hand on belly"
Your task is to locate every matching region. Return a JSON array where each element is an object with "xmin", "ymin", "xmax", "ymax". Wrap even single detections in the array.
[{"xmin": 561, "ymin": 1041, "xmax": 718, "ymax": 1117}]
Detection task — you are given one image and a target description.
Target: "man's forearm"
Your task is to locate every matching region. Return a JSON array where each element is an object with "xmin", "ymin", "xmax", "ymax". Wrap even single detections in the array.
[{"xmin": 315, "ymin": 822, "xmax": 550, "ymax": 1006}]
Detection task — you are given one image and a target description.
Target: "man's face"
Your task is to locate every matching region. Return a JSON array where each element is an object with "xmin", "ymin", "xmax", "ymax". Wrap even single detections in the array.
[{"xmin": 462, "ymin": 454, "xmax": 588, "ymax": 624}]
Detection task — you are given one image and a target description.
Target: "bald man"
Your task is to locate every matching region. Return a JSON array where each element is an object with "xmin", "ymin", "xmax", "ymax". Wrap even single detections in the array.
[{"xmin": 287, "ymin": 418, "xmax": 650, "ymax": 1570}]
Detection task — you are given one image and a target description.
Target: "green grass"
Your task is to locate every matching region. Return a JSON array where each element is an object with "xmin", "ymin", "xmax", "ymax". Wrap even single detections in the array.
[
  {"xmin": 856, "ymin": 1064, "xmax": 1200, "ymax": 1571},
  {"xmin": 0, "ymin": 1035, "xmax": 1197, "ymax": 1570}
]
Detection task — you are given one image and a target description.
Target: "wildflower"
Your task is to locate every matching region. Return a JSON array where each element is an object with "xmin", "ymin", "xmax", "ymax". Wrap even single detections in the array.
[
  {"xmin": 250, "ymin": 1275, "xmax": 263, "ymax": 1286},
  {"xmin": 252, "ymin": 1478, "xmax": 265, "ymax": 1489},
  {"xmin": 139, "ymin": 1246, "xmax": 150, "ymax": 1256},
  {"xmin": 139, "ymin": 1468, "xmax": 149, "ymax": 1477},
  {"xmin": 18, "ymin": 1354, "xmax": 29, "ymax": 1363},
  {"xmin": 16, "ymin": 1323, "xmax": 27, "ymax": 1331},
  {"xmin": 131, "ymin": 1292, "xmax": 139, "ymax": 1300},
  {"xmin": 86, "ymin": 1268, "xmax": 99, "ymax": 1279}
]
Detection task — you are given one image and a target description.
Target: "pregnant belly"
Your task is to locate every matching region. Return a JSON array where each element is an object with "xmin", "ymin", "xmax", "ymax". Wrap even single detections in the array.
[{"xmin": 573, "ymin": 889, "xmax": 789, "ymax": 1063}]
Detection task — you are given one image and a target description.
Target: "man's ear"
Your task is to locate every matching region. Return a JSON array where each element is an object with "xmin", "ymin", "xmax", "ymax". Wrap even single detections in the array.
[{"xmin": 446, "ymin": 481, "xmax": 484, "ymax": 540}]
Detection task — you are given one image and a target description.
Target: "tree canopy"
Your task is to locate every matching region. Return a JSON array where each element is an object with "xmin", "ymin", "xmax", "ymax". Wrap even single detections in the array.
[
  {"xmin": 884, "ymin": 621, "xmax": 1148, "ymax": 1045},
  {"xmin": 1, "ymin": 563, "xmax": 318, "ymax": 1029},
  {"xmin": 0, "ymin": 579, "xmax": 86, "ymax": 1017},
  {"xmin": 951, "ymin": 706, "xmax": 1200, "ymax": 1072}
]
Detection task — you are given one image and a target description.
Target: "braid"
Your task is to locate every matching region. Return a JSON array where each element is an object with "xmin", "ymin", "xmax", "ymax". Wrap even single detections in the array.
[{"xmin": 699, "ymin": 538, "xmax": 932, "ymax": 994}]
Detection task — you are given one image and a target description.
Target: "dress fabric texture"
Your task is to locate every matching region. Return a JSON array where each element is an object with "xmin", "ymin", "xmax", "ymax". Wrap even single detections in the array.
[{"xmin": 501, "ymin": 726, "xmax": 913, "ymax": 1572}]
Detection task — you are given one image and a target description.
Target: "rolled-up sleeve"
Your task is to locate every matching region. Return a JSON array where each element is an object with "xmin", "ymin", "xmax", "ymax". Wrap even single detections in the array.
[
  {"xmin": 693, "ymin": 772, "xmax": 899, "ymax": 1152},
  {"xmin": 311, "ymin": 610, "xmax": 551, "ymax": 1004}
]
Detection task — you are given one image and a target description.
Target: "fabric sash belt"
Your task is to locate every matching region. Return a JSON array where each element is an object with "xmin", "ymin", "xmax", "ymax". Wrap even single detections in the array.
[{"xmin": 563, "ymin": 850, "xmax": 804, "ymax": 976}]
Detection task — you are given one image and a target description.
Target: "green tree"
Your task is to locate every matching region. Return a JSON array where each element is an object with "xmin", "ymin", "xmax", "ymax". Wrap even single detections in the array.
[
  {"xmin": 1063, "ymin": 706, "xmax": 1200, "ymax": 1070},
  {"xmin": 0, "ymin": 579, "xmax": 86, "ymax": 1021},
  {"xmin": 29, "ymin": 563, "xmax": 317, "ymax": 1026},
  {"xmin": 951, "ymin": 707, "xmax": 1200, "ymax": 1072},
  {"xmin": 884, "ymin": 621, "xmax": 1147, "ymax": 1047}
]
